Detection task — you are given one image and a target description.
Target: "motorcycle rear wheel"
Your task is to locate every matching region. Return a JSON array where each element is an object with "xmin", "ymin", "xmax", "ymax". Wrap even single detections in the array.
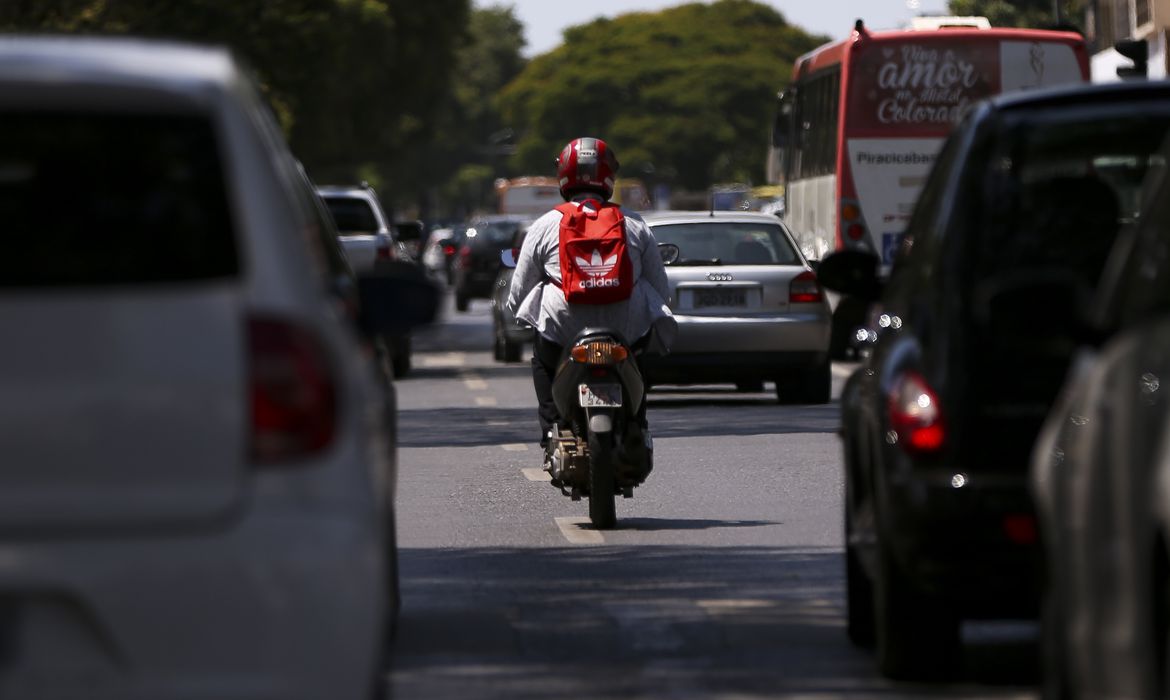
[{"xmin": 587, "ymin": 429, "xmax": 617, "ymax": 529}]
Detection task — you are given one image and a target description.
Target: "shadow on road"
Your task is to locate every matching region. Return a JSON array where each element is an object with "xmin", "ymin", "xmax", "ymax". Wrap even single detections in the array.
[
  {"xmin": 388, "ymin": 546, "xmax": 1038, "ymax": 699},
  {"xmin": 618, "ymin": 517, "xmax": 778, "ymax": 531},
  {"xmin": 397, "ymin": 400, "xmax": 839, "ymax": 448}
]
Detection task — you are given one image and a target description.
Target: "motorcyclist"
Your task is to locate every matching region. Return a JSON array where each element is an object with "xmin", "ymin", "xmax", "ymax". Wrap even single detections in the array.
[{"xmin": 506, "ymin": 137, "xmax": 676, "ymax": 461}]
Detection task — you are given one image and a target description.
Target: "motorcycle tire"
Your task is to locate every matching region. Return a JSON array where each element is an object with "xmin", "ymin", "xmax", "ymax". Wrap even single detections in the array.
[{"xmin": 587, "ymin": 428, "xmax": 617, "ymax": 529}]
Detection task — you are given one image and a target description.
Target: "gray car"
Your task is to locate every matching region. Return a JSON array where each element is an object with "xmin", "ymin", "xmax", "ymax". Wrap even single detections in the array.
[{"xmin": 641, "ymin": 211, "xmax": 832, "ymax": 403}]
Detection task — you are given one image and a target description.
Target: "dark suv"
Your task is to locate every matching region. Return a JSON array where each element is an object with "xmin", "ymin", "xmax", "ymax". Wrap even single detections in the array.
[
  {"xmin": 452, "ymin": 215, "xmax": 531, "ymax": 312},
  {"xmin": 819, "ymin": 82, "xmax": 1170, "ymax": 681}
]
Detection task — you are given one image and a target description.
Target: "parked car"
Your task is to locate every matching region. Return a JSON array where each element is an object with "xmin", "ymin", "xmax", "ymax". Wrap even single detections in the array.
[
  {"xmin": 640, "ymin": 211, "xmax": 831, "ymax": 403},
  {"xmin": 317, "ymin": 184, "xmax": 415, "ymax": 377},
  {"xmin": 819, "ymin": 81, "xmax": 1170, "ymax": 681},
  {"xmin": 1031, "ymin": 86, "xmax": 1170, "ymax": 700},
  {"xmin": 490, "ymin": 227, "xmax": 530, "ymax": 362},
  {"xmin": 452, "ymin": 215, "xmax": 532, "ymax": 312},
  {"xmin": 0, "ymin": 37, "xmax": 437, "ymax": 700}
]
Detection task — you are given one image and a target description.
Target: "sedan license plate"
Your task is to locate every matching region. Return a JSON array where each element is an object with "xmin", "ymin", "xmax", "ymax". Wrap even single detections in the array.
[
  {"xmin": 695, "ymin": 288, "xmax": 746, "ymax": 308},
  {"xmin": 579, "ymin": 383, "xmax": 622, "ymax": 408}
]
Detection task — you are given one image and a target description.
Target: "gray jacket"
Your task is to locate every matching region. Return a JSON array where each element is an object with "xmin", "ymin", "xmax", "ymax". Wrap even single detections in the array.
[{"xmin": 506, "ymin": 197, "xmax": 677, "ymax": 350}]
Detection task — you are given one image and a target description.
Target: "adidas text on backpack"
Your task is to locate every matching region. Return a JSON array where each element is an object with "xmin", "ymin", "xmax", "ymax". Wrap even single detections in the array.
[{"xmin": 555, "ymin": 200, "xmax": 634, "ymax": 304}]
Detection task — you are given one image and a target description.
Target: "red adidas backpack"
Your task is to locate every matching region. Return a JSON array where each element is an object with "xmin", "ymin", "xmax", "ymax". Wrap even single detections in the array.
[{"xmin": 554, "ymin": 200, "xmax": 634, "ymax": 304}]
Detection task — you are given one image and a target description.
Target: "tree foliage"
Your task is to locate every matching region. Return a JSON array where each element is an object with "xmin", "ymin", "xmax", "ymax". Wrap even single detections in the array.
[
  {"xmin": 0, "ymin": 0, "xmax": 470, "ymax": 209},
  {"xmin": 497, "ymin": 0, "xmax": 826, "ymax": 191},
  {"xmin": 947, "ymin": 0, "xmax": 1065, "ymax": 28}
]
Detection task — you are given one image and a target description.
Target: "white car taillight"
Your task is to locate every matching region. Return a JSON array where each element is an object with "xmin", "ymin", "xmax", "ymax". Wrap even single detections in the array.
[{"xmin": 248, "ymin": 316, "xmax": 336, "ymax": 463}]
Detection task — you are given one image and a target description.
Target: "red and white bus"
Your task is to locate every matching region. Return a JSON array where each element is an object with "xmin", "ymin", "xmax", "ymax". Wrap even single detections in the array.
[{"xmin": 767, "ymin": 16, "xmax": 1089, "ymax": 351}]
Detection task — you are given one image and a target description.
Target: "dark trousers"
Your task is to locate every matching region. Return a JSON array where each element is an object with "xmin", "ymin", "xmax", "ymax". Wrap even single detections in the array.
[{"xmin": 532, "ymin": 332, "xmax": 649, "ymax": 447}]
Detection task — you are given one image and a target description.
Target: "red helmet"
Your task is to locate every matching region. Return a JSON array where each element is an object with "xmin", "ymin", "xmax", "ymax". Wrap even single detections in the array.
[{"xmin": 556, "ymin": 137, "xmax": 619, "ymax": 200}]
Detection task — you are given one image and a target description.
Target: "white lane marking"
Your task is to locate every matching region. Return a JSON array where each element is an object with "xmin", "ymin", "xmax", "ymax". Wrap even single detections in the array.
[
  {"xmin": 462, "ymin": 373, "xmax": 488, "ymax": 391},
  {"xmin": 475, "ymin": 396, "xmax": 498, "ymax": 407},
  {"xmin": 831, "ymin": 362, "xmax": 859, "ymax": 379},
  {"xmin": 501, "ymin": 443, "xmax": 530, "ymax": 452},
  {"xmin": 420, "ymin": 352, "xmax": 466, "ymax": 368},
  {"xmin": 696, "ymin": 599, "xmax": 776, "ymax": 613},
  {"xmin": 487, "ymin": 421, "xmax": 509, "ymax": 427},
  {"xmin": 522, "ymin": 468, "xmax": 551, "ymax": 481},
  {"xmin": 555, "ymin": 516, "xmax": 605, "ymax": 545}
]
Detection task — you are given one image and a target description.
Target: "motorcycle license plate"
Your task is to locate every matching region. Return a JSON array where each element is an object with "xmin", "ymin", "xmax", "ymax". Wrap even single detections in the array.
[{"xmin": 579, "ymin": 383, "xmax": 622, "ymax": 408}]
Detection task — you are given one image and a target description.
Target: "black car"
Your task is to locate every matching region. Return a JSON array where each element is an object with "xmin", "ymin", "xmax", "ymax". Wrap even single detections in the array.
[
  {"xmin": 819, "ymin": 82, "xmax": 1170, "ymax": 681},
  {"xmin": 490, "ymin": 227, "xmax": 530, "ymax": 362},
  {"xmin": 452, "ymin": 215, "xmax": 532, "ymax": 312}
]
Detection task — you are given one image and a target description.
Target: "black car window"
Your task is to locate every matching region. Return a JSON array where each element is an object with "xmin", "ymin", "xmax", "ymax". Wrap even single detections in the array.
[
  {"xmin": 648, "ymin": 223, "xmax": 799, "ymax": 264},
  {"xmin": 1, "ymin": 112, "xmax": 238, "ymax": 287},
  {"xmin": 972, "ymin": 109, "xmax": 1170, "ymax": 289},
  {"xmin": 1108, "ymin": 153, "xmax": 1170, "ymax": 327},
  {"xmin": 323, "ymin": 196, "xmax": 380, "ymax": 233}
]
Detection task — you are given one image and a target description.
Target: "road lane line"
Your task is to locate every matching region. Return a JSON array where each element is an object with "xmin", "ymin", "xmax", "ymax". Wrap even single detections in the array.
[
  {"xmin": 521, "ymin": 468, "xmax": 551, "ymax": 481},
  {"xmin": 462, "ymin": 374, "xmax": 488, "ymax": 391},
  {"xmin": 475, "ymin": 396, "xmax": 498, "ymax": 407},
  {"xmin": 501, "ymin": 443, "xmax": 529, "ymax": 452},
  {"xmin": 832, "ymin": 362, "xmax": 859, "ymax": 379},
  {"xmin": 696, "ymin": 599, "xmax": 776, "ymax": 613},
  {"xmin": 419, "ymin": 352, "xmax": 466, "ymax": 368},
  {"xmin": 555, "ymin": 516, "xmax": 604, "ymax": 545}
]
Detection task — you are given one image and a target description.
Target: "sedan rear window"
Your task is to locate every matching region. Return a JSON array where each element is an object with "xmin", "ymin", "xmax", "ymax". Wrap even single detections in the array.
[
  {"xmin": 322, "ymin": 196, "xmax": 380, "ymax": 234},
  {"xmin": 649, "ymin": 223, "xmax": 800, "ymax": 265},
  {"xmin": 0, "ymin": 112, "xmax": 237, "ymax": 287}
]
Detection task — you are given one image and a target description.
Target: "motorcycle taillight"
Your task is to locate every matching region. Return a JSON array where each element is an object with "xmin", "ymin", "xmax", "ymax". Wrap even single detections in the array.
[{"xmin": 570, "ymin": 341, "xmax": 628, "ymax": 365}]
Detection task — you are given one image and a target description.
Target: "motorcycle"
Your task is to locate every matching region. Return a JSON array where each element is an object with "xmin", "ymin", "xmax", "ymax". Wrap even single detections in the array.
[
  {"xmin": 546, "ymin": 327, "xmax": 653, "ymax": 529},
  {"xmin": 501, "ymin": 243, "xmax": 678, "ymax": 529}
]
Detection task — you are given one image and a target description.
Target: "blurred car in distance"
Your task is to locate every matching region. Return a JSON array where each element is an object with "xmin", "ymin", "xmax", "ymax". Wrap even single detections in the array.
[
  {"xmin": 452, "ymin": 215, "xmax": 532, "ymax": 312},
  {"xmin": 318, "ymin": 184, "xmax": 415, "ymax": 377},
  {"xmin": 0, "ymin": 37, "xmax": 437, "ymax": 700},
  {"xmin": 490, "ymin": 227, "xmax": 530, "ymax": 362},
  {"xmin": 421, "ymin": 225, "xmax": 463, "ymax": 284},
  {"xmin": 641, "ymin": 211, "xmax": 832, "ymax": 403},
  {"xmin": 820, "ymin": 81, "xmax": 1170, "ymax": 682},
  {"xmin": 317, "ymin": 183, "xmax": 407, "ymax": 270},
  {"xmin": 1030, "ymin": 83, "xmax": 1170, "ymax": 700}
]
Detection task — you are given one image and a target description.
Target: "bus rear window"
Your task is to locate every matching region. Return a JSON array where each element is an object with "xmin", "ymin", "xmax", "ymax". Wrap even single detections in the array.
[{"xmin": 0, "ymin": 113, "xmax": 237, "ymax": 287}]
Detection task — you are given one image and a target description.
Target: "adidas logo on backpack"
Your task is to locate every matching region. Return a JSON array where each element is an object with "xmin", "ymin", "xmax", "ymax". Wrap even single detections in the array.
[{"xmin": 555, "ymin": 200, "xmax": 633, "ymax": 304}]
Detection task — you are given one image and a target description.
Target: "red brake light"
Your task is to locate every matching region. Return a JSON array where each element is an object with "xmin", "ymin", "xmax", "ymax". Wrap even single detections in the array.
[
  {"xmin": 376, "ymin": 244, "xmax": 393, "ymax": 260},
  {"xmin": 887, "ymin": 371, "xmax": 945, "ymax": 455},
  {"xmin": 249, "ymin": 316, "xmax": 336, "ymax": 463},
  {"xmin": 789, "ymin": 270, "xmax": 822, "ymax": 304},
  {"xmin": 443, "ymin": 245, "xmax": 456, "ymax": 256},
  {"xmin": 846, "ymin": 224, "xmax": 866, "ymax": 241}
]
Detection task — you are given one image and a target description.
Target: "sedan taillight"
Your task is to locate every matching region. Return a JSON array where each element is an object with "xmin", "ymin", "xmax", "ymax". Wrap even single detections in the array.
[
  {"xmin": 887, "ymin": 371, "xmax": 945, "ymax": 456},
  {"xmin": 249, "ymin": 316, "xmax": 336, "ymax": 464},
  {"xmin": 789, "ymin": 270, "xmax": 822, "ymax": 303}
]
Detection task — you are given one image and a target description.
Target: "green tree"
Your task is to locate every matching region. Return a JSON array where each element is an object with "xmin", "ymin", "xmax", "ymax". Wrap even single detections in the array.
[
  {"xmin": 947, "ymin": 0, "xmax": 1065, "ymax": 28},
  {"xmin": 0, "ymin": 0, "xmax": 471, "ymax": 213},
  {"xmin": 422, "ymin": 4, "xmax": 530, "ymax": 217},
  {"xmin": 497, "ymin": 0, "xmax": 825, "ymax": 193}
]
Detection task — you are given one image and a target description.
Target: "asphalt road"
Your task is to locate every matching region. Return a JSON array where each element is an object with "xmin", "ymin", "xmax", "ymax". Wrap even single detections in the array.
[{"xmin": 385, "ymin": 293, "xmax": 1040, "ymax": 700}]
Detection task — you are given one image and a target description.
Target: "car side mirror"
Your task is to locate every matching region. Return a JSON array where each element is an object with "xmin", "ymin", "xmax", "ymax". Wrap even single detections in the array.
[
  {"xmin": 500, "ymin": 248, "xmax": 519, "ymax": 269},
  {"xmin": 817, "ymin": 250, "xmax": 882, "ymax": 300},
  {"xmin": 357, "ymin": 261, "xmax": 439, "ymax": 335},
  {"xmin": 659, "ymin": 243, "xmax": 680, "ymax": 265}
]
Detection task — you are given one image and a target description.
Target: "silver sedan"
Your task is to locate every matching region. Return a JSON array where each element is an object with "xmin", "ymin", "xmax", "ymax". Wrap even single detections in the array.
[{"xmin": 641, "ymin": 211, "xmax": 832, "ymax": 403}]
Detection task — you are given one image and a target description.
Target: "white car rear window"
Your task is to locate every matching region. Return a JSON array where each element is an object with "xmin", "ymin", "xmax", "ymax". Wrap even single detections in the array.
[{"xmin": 1, "ymin": 112, "xmax": 238, "ymax": 287}]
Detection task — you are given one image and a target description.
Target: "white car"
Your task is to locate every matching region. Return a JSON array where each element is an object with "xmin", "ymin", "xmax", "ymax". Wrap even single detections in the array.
[
  {"xmin": 317, "ymin": 184, "xmax": 403, "ymax": 272},
  {"xmin": 642, "ymin": 211, "xmax": 832, "ymax": 403},
  {"xmin": 0, "ymin": 38, "xmax": 435, "ymax": 699}
]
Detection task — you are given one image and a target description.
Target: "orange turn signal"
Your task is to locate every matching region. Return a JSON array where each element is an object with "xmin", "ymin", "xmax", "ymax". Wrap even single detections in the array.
[{"xmin": 570, "ymin": 342, "xmax": 628, "ymax": 365}]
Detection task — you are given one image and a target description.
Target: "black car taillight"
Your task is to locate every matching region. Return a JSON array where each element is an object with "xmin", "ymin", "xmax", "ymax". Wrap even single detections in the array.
[
  {"xmin": 887, "ymin": 370, "xmax": 945, "ymax": 456},
  {"xmin": 249, "ymin": 316, "xmax": 337, "ymax": 463}
]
